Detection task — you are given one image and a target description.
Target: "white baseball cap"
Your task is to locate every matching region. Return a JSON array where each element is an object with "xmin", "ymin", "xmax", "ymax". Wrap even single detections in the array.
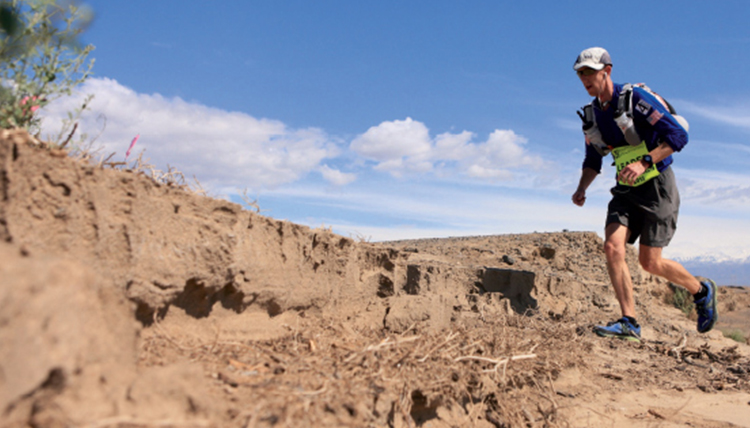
[{"xmin": 573, "ymin": 47, "xmax": 612, "ymax": 71}]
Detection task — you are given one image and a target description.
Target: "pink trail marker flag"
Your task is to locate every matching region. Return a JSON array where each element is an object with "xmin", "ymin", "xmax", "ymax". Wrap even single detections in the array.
[{"xmin": 126, "ymin": 134, "xmax": 140, "ymax": 159}]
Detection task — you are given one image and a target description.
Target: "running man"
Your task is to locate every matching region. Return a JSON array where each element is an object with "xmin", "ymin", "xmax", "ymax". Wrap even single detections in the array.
[{"xmin": 571, "ymin": 47, "xmax": 718, "ymax": 341}]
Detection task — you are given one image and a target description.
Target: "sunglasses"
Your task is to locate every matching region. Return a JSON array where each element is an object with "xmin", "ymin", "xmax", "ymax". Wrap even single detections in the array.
[{"xmin": 576, "ymin": 68, "xmax": 599, "ymax": 77}]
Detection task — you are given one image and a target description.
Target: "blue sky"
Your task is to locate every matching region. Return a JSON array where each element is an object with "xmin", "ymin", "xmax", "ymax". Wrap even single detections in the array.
[{"xmin": 39, "ymin": 1, "xmax": 750, "ymax": 268}]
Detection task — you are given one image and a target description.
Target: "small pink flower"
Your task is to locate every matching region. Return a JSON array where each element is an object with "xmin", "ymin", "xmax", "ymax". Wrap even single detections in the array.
[
  {"xmin": 126, "ymin": 134, "xmax": 140, "ymax": 159},
  {"xmin": 20, "ymin": 96, "xmax": 40, "ymax": 114}
]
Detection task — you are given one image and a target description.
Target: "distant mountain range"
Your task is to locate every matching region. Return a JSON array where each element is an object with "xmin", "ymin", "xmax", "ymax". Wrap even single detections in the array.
[{"xmin": 677, "ymin": 256, "xmax": 750, "ymax": 286}]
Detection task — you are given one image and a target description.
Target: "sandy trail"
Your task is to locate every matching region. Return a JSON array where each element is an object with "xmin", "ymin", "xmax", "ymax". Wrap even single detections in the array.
[{"xmin": 2, "ymin": 129, "xmax": 749, "ymax": 427}]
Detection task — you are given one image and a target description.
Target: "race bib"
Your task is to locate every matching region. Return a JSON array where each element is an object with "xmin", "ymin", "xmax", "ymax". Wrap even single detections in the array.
[{"xmin": 611, "ymin": 142, "xmax": 660, "ymax": 187}]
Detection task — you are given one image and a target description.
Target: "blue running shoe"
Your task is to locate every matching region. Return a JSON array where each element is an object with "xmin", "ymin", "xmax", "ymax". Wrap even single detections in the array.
[
  {"xmin": 594, "ymin": 318, "xmax": 641, "ymax": 342},
  {"xmin": 695, "ymin": 279, "xmax": 718, "ymax": 333}
]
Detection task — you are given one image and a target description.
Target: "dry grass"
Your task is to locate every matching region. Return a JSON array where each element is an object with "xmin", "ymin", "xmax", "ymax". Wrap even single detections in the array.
[
  {"xmin": 9, "ymin": 127, "xmax": 208, "ymax": 196},
  {"xmin": 239, "ymin": 188, "xmax": 262, "ymax": 213},
  {"xmin": 137, "ymin": 157, "xmax": 205, "ymax": 195},
  {"xmin": 139, "ymin": 314, "xmax": 584, "ymax": 428},
  {"xmin": 136, "ymin": 305, "xmax": 750, "ymax": 428}
]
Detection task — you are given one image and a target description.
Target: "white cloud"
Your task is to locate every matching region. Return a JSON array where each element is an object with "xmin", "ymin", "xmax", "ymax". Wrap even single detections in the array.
[
  {"xmin": 269, "ymin": 179, "xmax": 750, "ymax": 263},
  {"xmin": 466, "ymin": 164, "xmax": 514, "ymax": 180},
  {"xmin": 433, "ymin": 130, "xmax": 474, "ymax": 160},
  {"xmin": 675, "ymin": 167, "xmax": 750, "ymax": 209},
  {"xmin": 484, "ymin": 130, "xmax": 528, "ymax": 162},
  {"xmin": 463, "ymin": 129, "xmax": 538, "ymax": 180},
  {"xmin": 265, "ymin": 180, "xmax": 601, "ymax": 236},
  {"xmin": 678, "ymin": 99, "xmax": 750, "ymax": 130},
  {"xmin": 40, "ymin": 82, "xmax": 553, "ymax": 191},
  {"xmin": 350, "ymin": 117, "xmax": 432, "ymax": 160},
  {"xmin": 319, "ymin": 164, "xmax": 356, "ymax": 186},
  {"xmin": 349, "ymin": 118, "xmax": 543, "ymax": 181},
  {"xmin": 39, "ymin": 78, "xmax": 339, "ymax": 191},
  {"xmin": 665, "ymin": 214, "xmax": 750, "ymax": 262}
]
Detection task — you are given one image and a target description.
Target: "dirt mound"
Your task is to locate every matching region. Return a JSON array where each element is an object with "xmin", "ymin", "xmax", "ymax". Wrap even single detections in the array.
[{"xmin": 2, "ymin": 130, "xmax": 750, "ymax": 427}]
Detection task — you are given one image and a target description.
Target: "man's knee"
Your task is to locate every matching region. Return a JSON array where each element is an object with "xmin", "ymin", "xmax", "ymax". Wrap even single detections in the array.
[
  {"xmin": 604, "ymin": 239, "xmax": 627, "ymax": 261},
  {"xmin": 639, "ymin": 251, "xmax": 661, "ymax": 274}
]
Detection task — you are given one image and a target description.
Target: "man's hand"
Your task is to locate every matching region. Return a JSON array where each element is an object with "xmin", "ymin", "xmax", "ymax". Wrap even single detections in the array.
[
  {"xmin": 572, "ymin": 189, "xmax": 587, "ymax": 207},
  {"xmin": 573, "ymin": 167, "xmax": 598, "ymax": 207},
  {"xmin": 618, "ymin": 160, "xmax": 648, "ymax": 186}
]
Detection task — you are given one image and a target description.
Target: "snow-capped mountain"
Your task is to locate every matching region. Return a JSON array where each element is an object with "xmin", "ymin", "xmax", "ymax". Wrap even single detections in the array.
[{"xmin": 677, "ymin": 255, "xmax": 750, "ymax": 286}]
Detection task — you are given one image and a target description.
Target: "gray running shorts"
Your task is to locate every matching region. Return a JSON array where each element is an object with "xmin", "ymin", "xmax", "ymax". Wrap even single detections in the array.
[{"xmin": 606, "ymin": 166, "xmax": 680, "ymax": 247}]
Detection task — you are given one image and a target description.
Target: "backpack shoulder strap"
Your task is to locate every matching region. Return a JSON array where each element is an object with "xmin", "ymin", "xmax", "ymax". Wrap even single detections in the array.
[
  {"xmin": 628, "ymin": 83, "xmax": 677, "ymax": 114},
  {"xmin": 617, "ymin": 83, "xmax": 635, "ymax": 117}
]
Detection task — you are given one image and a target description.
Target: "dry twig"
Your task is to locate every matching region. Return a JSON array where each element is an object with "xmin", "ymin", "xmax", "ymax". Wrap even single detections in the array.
[
  {"xmin": 669, "ymin": 334, "xmax": 687, "ymax": 360},
  {"xmin": 418, "ymin": 331, "xmax": 459, "ymax": 362},
  {"xmin": 454, "ymin": 354, "xmax": 537, "ymax": 376}
]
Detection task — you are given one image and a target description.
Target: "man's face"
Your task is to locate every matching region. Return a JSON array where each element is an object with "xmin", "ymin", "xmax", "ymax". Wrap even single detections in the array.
[{"xmin": 577, "ymin": 67, "xmax": 607, "ymax": 97}]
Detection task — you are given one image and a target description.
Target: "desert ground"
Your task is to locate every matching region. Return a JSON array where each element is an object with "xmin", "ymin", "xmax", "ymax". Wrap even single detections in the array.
[{"xmin": 1, "ymin": 128, "xmax": 750, "ymax": 428}]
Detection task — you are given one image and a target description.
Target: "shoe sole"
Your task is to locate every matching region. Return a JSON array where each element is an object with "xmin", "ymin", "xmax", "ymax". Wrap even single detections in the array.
[
  {"xmin": 594, "ymin": 329, "xmax": 641, "ymax": 342},
  {"xmin": 698, "ymin": 279, "xmax": 718, "ymax": 333}
]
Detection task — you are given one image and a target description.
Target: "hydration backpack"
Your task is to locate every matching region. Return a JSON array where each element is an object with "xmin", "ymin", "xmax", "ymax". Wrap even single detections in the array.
[{"xmin": 578, "ymin": 83, "xmax": 689, "ymax": 156}]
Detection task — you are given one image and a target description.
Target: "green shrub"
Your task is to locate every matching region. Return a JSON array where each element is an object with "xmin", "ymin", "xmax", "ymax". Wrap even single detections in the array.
[
  {"xmin": 0, "ymin": 0, "xmax": 94, "ymax": 137},
  {"xmin": 721, "ymin": 329, "xmax": 748, "ymax": 344},
  {"xmin": 671, "ymin": 286, "xmax": 694, "ymax": 316}
]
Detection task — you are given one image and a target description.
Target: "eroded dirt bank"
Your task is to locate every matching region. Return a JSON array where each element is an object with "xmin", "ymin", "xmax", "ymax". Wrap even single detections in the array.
[{"xmin": 2, "ymin": 130, "xmax": 750, "ymax": 428}]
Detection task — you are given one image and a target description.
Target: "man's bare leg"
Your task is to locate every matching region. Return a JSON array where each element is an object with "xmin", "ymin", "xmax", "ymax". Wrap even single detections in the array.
[
  {"xmin": 604, "ymin": 223, "xmax": 636, "ymax": 318},
  {"xmin": 638, "ymin": 245, "xmax": 701, "ymax": 294}
]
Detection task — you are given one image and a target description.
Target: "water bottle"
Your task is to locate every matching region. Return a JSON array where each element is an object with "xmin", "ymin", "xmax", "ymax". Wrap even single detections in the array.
[
  {"xmin": 614, "ymin": 111, "xmax": 641, "ymax": 146},
  {"xmin": 579, "ymin": 105, "xmax": 610, "ymax": 156}
]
